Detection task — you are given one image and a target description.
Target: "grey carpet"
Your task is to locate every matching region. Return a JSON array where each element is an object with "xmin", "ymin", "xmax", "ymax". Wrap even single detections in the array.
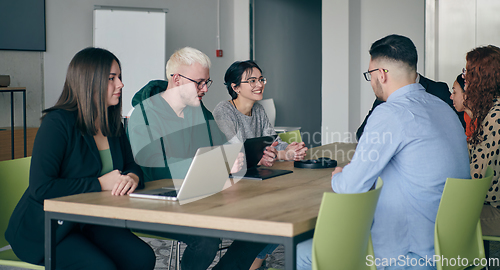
[{"xmin": 1, "ymin": 239, "xmax": 499, "ymax": 270}]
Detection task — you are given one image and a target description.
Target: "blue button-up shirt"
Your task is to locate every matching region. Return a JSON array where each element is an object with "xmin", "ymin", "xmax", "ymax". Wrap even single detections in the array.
[{"xmin": 332, "ymin": 83, "xmax": 470, "ymax": 263}]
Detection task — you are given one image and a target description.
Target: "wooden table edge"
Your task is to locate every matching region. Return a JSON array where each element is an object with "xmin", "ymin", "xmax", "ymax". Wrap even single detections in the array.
[{"xmin": 44, "ymin": 199, "xmax": 315, "ymax": 237}]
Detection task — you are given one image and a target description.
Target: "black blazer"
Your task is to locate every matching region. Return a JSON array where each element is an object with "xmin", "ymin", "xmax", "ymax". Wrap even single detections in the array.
[
  {"xmin": 5, "ymin": 109, "xmax": 143, "ymax": 265},
  {"xmin": 356, "ymin": 74, "xmax": 466, "ymax": 140}
]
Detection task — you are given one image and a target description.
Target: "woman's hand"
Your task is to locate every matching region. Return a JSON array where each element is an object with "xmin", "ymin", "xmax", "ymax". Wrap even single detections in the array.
[
  {"xmin": 258, "ymin": 141, "xmax": 279, "ymax": 167},
  {"xmin": 230, "ymin": 152, "xmax": 246, "ymax": 174},
  {"xmin": 98, "ymin": 170, "xmax": 140, "ymax": 196},
  {"xmin": 280, "ymin": 142, "xmax": 308, "ymax": 161}
]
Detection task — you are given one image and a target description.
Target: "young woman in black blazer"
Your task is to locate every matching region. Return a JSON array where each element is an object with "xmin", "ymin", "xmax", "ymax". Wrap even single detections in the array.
[{"xmin": 5, "ymin": 47, "xmax": 156, "ymax": 269}]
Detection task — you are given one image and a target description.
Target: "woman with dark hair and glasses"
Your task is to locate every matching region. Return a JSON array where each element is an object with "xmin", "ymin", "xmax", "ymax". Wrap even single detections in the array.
[
  {"xmin": 5, "ymin": 47, "xmax": 155, "ymax": 269},
  {"xmin": 450, "ymin": 73, "xmax": 475, "ymax": 139},
  {"xmin": 463, "ymin": 45, "xmax": 500, "ymax": 237},
  {"xmin": 214, "ymin": 60, "xmax": 307, "ymax": 166},
  {"xmin": 213, "ymin": 60, "xmax": 307, "ymax": 269}
]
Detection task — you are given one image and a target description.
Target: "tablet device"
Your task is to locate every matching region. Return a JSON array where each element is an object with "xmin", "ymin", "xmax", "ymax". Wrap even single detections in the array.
[
  {"xmin": 232, "ymin": 135, "xmax": 293, "ymax": 180},
  {"xmin": 243, "ymin": 135, "xmax": 277, "ymax": 168}
]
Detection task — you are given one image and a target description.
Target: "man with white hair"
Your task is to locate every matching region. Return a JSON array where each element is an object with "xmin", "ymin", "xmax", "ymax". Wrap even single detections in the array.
[
  {"xmin": 128, "ymin": 47, "xmax": 225, "ymax": 182},
  {"xmin": 128, "ymin": 47, "xmax": 266, "ymax": 270}
]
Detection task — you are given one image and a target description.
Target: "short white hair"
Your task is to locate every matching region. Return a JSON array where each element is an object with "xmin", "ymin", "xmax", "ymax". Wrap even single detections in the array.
[{"xmin": 166, "ymin": 47, "xmax": 211, "ymax": 81}]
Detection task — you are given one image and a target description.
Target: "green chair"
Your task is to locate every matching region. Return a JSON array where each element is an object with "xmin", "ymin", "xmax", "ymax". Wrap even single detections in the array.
[
  {"xmin": 0, "ymin": 157, "xmax": 44, "ymax": 269},
  {"xmin": 311, "ymin": 178, "xmax": 382, "ymax": 270},
  {"xmin": 278, "ymin": 129, "xmax": 302, "ymax": 144},
  {"xmin": 269, "ymin": 179, "xmax": 383, "ymax": 270},
  {"xmin": 434, "ymin": 166, "xmax": 494, "ymax": 270}
]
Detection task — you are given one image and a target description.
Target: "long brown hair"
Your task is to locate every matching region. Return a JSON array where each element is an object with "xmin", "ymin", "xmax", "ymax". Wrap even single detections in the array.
[
  {"xmin": 43, "ymin": 47, "xmax": 122, "ymax": 137},
  {"xmin": 464, "ymin": 45, "xmax": 500, "ymax": 146}
]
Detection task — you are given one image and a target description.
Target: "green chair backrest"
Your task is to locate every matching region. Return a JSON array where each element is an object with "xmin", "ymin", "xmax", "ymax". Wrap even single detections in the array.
[
  {"xmin": 311, "ymin": 178, "xmax": 383, "ymax": 270},
  {"xmin": 434, "ymin": 166, "xmax": 494, "ymax": 270},
  {"xmin": 278, "ymin": 129, "xmax": 302, "ymax": 144},
  {"xmin": 0, "ymin": 157, "xmax": 31, "ymax": 249},
  {"xmin": 0, "ymin": 157, "xmax": 43, "ymax": 269}
]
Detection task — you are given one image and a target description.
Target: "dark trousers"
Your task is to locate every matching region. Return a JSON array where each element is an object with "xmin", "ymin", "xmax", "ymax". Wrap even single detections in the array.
[
  {"xmin": 139, "ymin": 231, "xmax": 267, "ymax": 270},
  {"xmin": 212, "ymin": 240, "xmax": 267, "ymax": 270},
  {"xmin": 49, "ymin": 224, "xmax": 156, "ymax": 270}
]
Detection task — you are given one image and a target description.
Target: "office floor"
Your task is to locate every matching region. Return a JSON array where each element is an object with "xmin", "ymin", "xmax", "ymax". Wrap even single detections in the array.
[
  {"xmin": 145, "ymin": 238, "xmax": 285, "ymax": 270},
  {"xmin": 1, "ymin": 240, "xmax": 499, "ymax": 270}
]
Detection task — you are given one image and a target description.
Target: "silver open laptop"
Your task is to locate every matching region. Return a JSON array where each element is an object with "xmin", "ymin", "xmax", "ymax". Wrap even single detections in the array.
[{"xmin": 130, "ymin": 143, "xmax": 243, "ymax": 204}]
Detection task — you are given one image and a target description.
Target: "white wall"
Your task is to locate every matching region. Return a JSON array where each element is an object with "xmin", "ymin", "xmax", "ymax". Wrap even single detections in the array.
[
  {"xmin": 233, "ymin": 0, "xmax": 250, "ymax": 61},
  {"xmin": 2, "ymin": 0, "xmax": 427, "ymax": 135},
  {"xmin": 0, "ymin": 51, "xmax": 44, "ymax": 128},
  {"xmin": 322, "ymin": 0, "xmax": 350, "ymax": 144},
  {"xmin": 322, "ymin": 0, "xmax": 425, "ymax": 144},
  {"xmin": 428, "ymin": 0, "xmax": 500, "ymax": 91},
  {"xmin": 359, "ymin": 0, "xmax": 425, "ymax": 126},
  {"xmin": 0, "ymin": 0, "xmax": 243, "ymax": 128},
  {"xmin": 43, "ymin": 0, "xmax": 238, "ymax": 113}
]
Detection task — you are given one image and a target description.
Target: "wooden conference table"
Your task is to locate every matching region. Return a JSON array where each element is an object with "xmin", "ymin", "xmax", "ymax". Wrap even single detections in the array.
[{"xmin": 44, "ymin": 142, "xmax": 357, "ymax": 270}]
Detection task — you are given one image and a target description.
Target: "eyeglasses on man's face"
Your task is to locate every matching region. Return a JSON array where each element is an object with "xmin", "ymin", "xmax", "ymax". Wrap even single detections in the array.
[
  {"xmin": 173, "ymin": 74, "xmax": 213, "ymax": 90},
  {"xmin": 241, "ymin": 77, "xmax": 267, "ymax": 88},
  {"xmin": 363, "ymin": 68, "xmax": 389, "ymax": 81}
]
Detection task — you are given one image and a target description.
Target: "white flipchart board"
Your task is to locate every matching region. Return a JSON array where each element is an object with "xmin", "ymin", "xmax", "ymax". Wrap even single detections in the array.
[{"xmin": 93, "ymin": 6, "xmax": 167, "ymax": 115}]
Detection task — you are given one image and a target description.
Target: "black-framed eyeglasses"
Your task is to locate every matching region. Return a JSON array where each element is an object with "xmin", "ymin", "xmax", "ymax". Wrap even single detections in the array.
[
  {"xmin": 363, "ymin": 68, "xmax": 389, "ymax": 81},
  {"xmin": 173, "ymin": 74, "xmax": 213, "ymax": 90},
  {"xmin": 241, "ymin": 78, "xmax": 267, "ymax": 88}
]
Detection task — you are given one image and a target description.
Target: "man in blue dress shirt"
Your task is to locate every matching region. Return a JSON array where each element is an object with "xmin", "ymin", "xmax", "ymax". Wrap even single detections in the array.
[{"xmin": 296, "ymin": 34, "xmax": 470, "ymax": 269}]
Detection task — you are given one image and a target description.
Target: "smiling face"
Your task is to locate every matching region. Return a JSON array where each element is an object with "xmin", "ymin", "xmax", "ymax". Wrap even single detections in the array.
[
  {"xmin": 450, "ymin": 80, "xmax": 465, "ymax": 112},
  {"xmin": 106, "ymin": 60, "xmax": 123, "ymax": 107},
  {"xmin": 234, "ymin": 67, "xmax": 265, "ymax": 102}
]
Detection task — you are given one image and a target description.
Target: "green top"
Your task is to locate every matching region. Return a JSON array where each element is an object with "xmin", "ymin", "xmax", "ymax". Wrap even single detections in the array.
[
  {"xmin": 127, "ymin": 80, "xmax": 227, "ymax": 182},
  {"xmin": 99, "ymin": 149, "xmax": 113, "ymax": 176}
]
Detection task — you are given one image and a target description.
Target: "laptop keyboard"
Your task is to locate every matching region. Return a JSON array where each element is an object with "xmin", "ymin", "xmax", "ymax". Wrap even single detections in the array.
[{"xmin": 157, "ymin": 189, "xmax": 178, "ymax": 197}]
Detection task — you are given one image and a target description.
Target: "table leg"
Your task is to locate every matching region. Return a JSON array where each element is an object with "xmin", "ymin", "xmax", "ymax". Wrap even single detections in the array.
[
  {"xmin": 45, "ymin": 213, "xmax": 57, "ymax": 270},
  {"xmin": 10, "ymin": 92, "xmax": 14, "ymax": 159},
  {"xmin": 23, "ymin": 90, "xmax": 26, "ymax": 157},
  {"xmin": 285, "ymin": 230, "xmax": 314, "ymax": 270},
  {"xmin": 284, "ymin": 237, "xmax": 297, "ymax": 270}
]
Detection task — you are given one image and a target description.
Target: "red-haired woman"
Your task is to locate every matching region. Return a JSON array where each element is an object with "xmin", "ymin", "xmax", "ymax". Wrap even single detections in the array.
[{"xmin": 464, "ymin": 45, "xmax": 500, "ymax": 236}]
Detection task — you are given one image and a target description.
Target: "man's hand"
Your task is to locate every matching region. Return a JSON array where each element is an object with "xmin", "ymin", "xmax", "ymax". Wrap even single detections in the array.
[{"xmin": 331, "ymin": 166, "xmax": 343, "ymax": 177}]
